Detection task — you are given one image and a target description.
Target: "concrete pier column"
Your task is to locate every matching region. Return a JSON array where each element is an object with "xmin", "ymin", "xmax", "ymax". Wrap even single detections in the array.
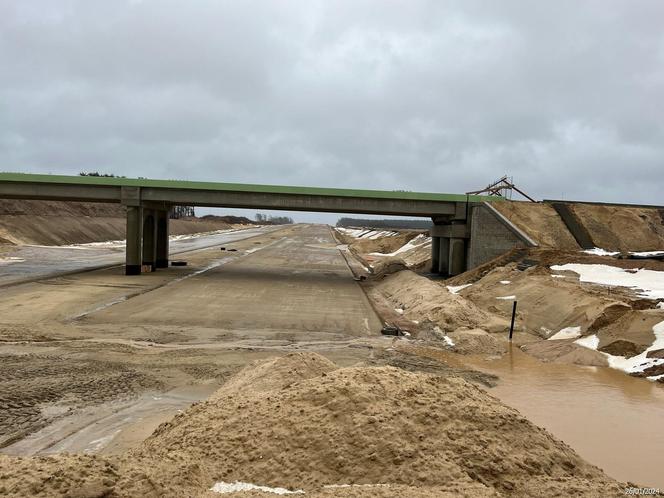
[
  {"xmin": 155, "ymin": 209, "xmax": 170, "ymax": 268},
  {"xmin": 142, "ymin": 209, "xmax": 157, "ymax": 272},
  {"xmin": 125, "ymin": 206, "xmax": 143, "ymax": 275},
  {"xmin": 438, "ymin": 237, "xmax": 450, "ymax": 275},
  {"xmin": 449, "ymin": 238, "xmax": 466, "ymax": 276},
  {"xmin": 431, "ymin": 236, "xmax": 440, "ymax": 273}
]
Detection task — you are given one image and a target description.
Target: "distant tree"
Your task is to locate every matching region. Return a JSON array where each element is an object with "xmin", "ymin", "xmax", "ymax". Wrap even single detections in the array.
[
  {"xmin": 267, "ymin": 215, "xmax": 293, "ymax": 224},
  {"xmin": 79, "ymin": 172, "xmax": 125, "ymax": 178},
  {"xmin": 255, "ymin": 213, "xmax": 293, "ymax": 224}
]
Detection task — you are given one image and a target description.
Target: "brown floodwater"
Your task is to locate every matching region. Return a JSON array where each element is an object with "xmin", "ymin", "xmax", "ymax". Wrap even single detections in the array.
[{"xmin": 453, "ymin": 345, "xmax": 664, "ymax": 488}]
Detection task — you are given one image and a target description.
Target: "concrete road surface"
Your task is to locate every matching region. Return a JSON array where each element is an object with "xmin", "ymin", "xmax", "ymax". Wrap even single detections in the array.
[
  {"xmin": 0, "ymin": 224, "xmax": 386, "ymax": 455},
  {"xmin": 83, "ymin": 224, "xmax": 382, "ymax": 338},
  {"xmin": 0, "ymin": 225, "xmax": 280, "ymax": 286}
]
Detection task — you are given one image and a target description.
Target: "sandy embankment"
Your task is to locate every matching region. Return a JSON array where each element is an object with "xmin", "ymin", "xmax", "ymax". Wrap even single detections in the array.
[
  {"xmin": 362, "ymin": 241, "xmax": 664, "ymax": 379},
  {"xmin": 334, "ymin": 228, "xmax": 431, "ymax": 275},
  {"xmin": 0, "ymin": 353, "xmax": 626, "ymax": 497},
  {"xmin": 0, "ymin": 199, "xmax": 251, "ymax": 246}
]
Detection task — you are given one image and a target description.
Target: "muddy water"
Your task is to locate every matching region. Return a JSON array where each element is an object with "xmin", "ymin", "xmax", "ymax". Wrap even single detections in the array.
[{"xmin": 457, "ymin": 346, "xmax": 664, "ymax": 488}]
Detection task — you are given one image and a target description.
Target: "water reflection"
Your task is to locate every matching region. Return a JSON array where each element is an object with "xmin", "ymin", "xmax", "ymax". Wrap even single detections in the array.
[{"xmin": 460, "ymin": 347, "xmax": 664, "ymax": 488}]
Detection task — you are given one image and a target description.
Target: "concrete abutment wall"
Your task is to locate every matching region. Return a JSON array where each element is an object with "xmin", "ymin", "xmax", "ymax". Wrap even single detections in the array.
[{"xmin": 430, "ymin": 202, "xmax": 538, "ymax": 277}]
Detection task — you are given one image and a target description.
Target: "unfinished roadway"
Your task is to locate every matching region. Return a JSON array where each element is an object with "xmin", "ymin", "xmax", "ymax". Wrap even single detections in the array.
[{"xmin": 0, "ymin": 224, "xmax": 389, "ymax": 455}]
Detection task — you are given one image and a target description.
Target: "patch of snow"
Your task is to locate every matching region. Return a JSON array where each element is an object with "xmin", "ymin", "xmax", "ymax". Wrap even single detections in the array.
[
  {"xmin": 549, "ymin": 326, "xmax": 582, "ymax": 341},
  {"xmin": 583, "ymin": 248, "xmax": 619, "ymax": 256},
  {"xmin": 499, "ymin": 280, "xmax": 511, "ymax": 285},
  {"xmin": 496, "ymin": 295, "xmax": 516, "ymax": 300},
  {"xmin": 540, "ymin": 326, "xmax": 552, "ymax": 337},
  {"xmin": 447, "ymin": 284, "xmax": 471, "ymax": 294},
  {"xmin": 411, "ymin": 320, "xmax": 419, "ymax": 325},
  {"xmin": 575, "ymin": 334, "xmax": 600, "ymax": 350},
  {"xmin": 658, "ymin": 302, "xmax": 664, "ymax": 310},
  {"xmin": 550, "ymin": 274, "xmax": 566, "ymax": 279},
  {"xmin": 550, "ymin": 263, "xmax": 664, "ymax": 300},
  {"xmin": 0, "ymin": 257, "xmax": 25, "ymax": 265},
  {"xmin": 210, "ymin": 481, "xmax": 304, "ymax": 495},
  {"xmin": 603, "ymin": 320, "xmax": 664, "ymax": 374},
  {"xmin": 336, "ymin": 228, "xmax": 398, "ymax": 240},
  {"xmin": 443, "ymin": 335, "xmax": 455, "ymax": 347},
  {"xmin": 85, "ymin": 430, "xmax": 121, "ymax": 453},
  {"xmin": 575, "ymin": 324, "xmax": 664, "ymax": 376},
  {"xmin": 369, "ymin": 234, "xmax": 431, "ymax": 257},
  {"xmin": 630, "ymin": 251, "xmax": 664, "ymax": 257},
  {"xmin": 394, "ymin": 308, "xmax": 404, "ymax": 315},
  {"xmin": 648, "ymin": 374, "xmax": 664, "ymax": 382}
]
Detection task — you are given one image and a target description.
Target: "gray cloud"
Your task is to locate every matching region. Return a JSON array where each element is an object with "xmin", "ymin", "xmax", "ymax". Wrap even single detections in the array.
[{"xmin": 1, "ymin": 0, "xmax": 663, "ymax": 222}]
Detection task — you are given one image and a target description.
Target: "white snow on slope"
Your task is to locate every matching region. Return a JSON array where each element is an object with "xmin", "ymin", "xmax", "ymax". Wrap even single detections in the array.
[
  {"xmin": 583, "ymin": 248, "xmax": 664, "ymax": 258},
  {"xmin": 369, "ymin": 234, "xmax": 431, "ymax": 257},
  {"xmin": 549, "ymin": 326, "xmax": 582, "ymax": 341},
  {"xmin": 574, "ymin": 322, "xmax": 664, "ymax": 379},
  {"xmin": 496, "ymin": 295, "xmax": 516, "ymax": 300},
  {"xmin": 551, "ymin": 264, "xmax": 664, "ymax": 299},
  {"xmin": 0, "ymin": 257, "xmax": 25, "ymax": 265},
  {"xmin": 604, "ymin": 320, "xmax": 664, "ymax": 375},
  {"xmin": 447, "ymin": 284, "xmax": 472, "ymax": 294},
  {"xmin": 583, "ymin": 248, "xmax": 619, "ymax": 256},
  {"xmin": 336, "ymin": 228, "xmax": 399, "ymax": 239},
  {"xmin": 210, "ymin": 481, "xmax": 304, "ymax": 495},
  {"xmin": 575, "ymin": 334, "xmax": 600, "ymax": 350}
]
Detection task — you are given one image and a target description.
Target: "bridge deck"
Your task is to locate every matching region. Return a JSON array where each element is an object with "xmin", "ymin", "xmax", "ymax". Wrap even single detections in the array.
[{"xmin": 0, "ymin": 172, "xmax": 498, "ymax": 204}]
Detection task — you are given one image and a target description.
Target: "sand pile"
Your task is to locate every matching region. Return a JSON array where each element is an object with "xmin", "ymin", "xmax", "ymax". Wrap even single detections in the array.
[
  {"xmin": 448, "ymin": 328, "xmax": 507, "ymax": 355},
  {"xmin": 212, "ymin": 352, "xmax": 338, "ymax": 396},
  {"xmin": 521, "ymin": 340, "xmax": 609, "ymax": 367},
  {"xmin": 127, "ymin": 352, "xmax": 620, "ymax": 496},
  {"xmin": 369, "ymin": 270, "xmax": 508, "ymax": 333},
  {"xmin": 0, "ymin": 353, "xmax": 625, "ymax": 497}
]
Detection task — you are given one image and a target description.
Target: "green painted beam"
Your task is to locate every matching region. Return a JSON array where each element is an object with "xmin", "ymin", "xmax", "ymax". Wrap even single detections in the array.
[{"xmin": 0, "ymin": 172, "xmax": 502, "ymax": 203}]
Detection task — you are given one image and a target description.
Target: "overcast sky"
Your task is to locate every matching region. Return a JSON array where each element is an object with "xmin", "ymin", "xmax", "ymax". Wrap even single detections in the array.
[{"xmin": 1, "ymin": 1, "xmax": 663, "ymax": 222}]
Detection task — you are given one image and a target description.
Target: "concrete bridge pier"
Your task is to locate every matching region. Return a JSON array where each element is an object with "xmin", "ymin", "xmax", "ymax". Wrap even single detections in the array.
[
  {"xmin": 142, "ymin": 209, "xmax": 157, "ymax": 271},
  {"xmin": 430, "ymin": 214, "xmax": 470, "ymax": 277},
  {"xmin": 430, "ymin": 237, "xmax": 440, "ymax": 273},
  {"xmin": 155, "ymin": 210, "xmax": 170, "ymax": 268},
  {"xmin": 125, "ymin": 206, "xmax": 143, "ymax": 275}
]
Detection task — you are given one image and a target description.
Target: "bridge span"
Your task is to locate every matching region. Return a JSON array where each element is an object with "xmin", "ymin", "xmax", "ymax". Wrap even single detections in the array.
[{"xmin": 0, "ymin": 173, "xmax": 530, "ymax": 276}]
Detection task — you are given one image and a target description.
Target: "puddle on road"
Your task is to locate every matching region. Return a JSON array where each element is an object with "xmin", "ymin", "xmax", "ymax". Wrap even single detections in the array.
[{"xmin": 454, "ymin": 346, "xmax": 664, "ymax": 488}]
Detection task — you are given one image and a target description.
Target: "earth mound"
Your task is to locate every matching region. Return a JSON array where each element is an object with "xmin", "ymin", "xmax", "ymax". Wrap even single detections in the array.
[
  {"xmin": 369, "ymin": 270, "xmax": 509, "ymax": 333},
  {"xmin": 0, "ymin": 353, "xmax": 625, "ymax": 497}
]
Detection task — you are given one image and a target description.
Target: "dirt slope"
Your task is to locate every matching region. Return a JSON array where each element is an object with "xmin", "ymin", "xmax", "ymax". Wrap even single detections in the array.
[
  {"xmin": 0, "ymin": 200, "xmax": 243, "ymax": 245},
  {"xmin": 492, "ymin": 200, "xmax": 664, "ymax": 252},
  {"xmin": 570, "ymin": 203, "xmax": 664, "ymax": 252},
  {"xmin": 0, "ymin": 353, "xmax": 625, "ymax": 497},
  {"xmin": 491, "ymin": 201, "xmax": 579, "ymax": 249}
]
